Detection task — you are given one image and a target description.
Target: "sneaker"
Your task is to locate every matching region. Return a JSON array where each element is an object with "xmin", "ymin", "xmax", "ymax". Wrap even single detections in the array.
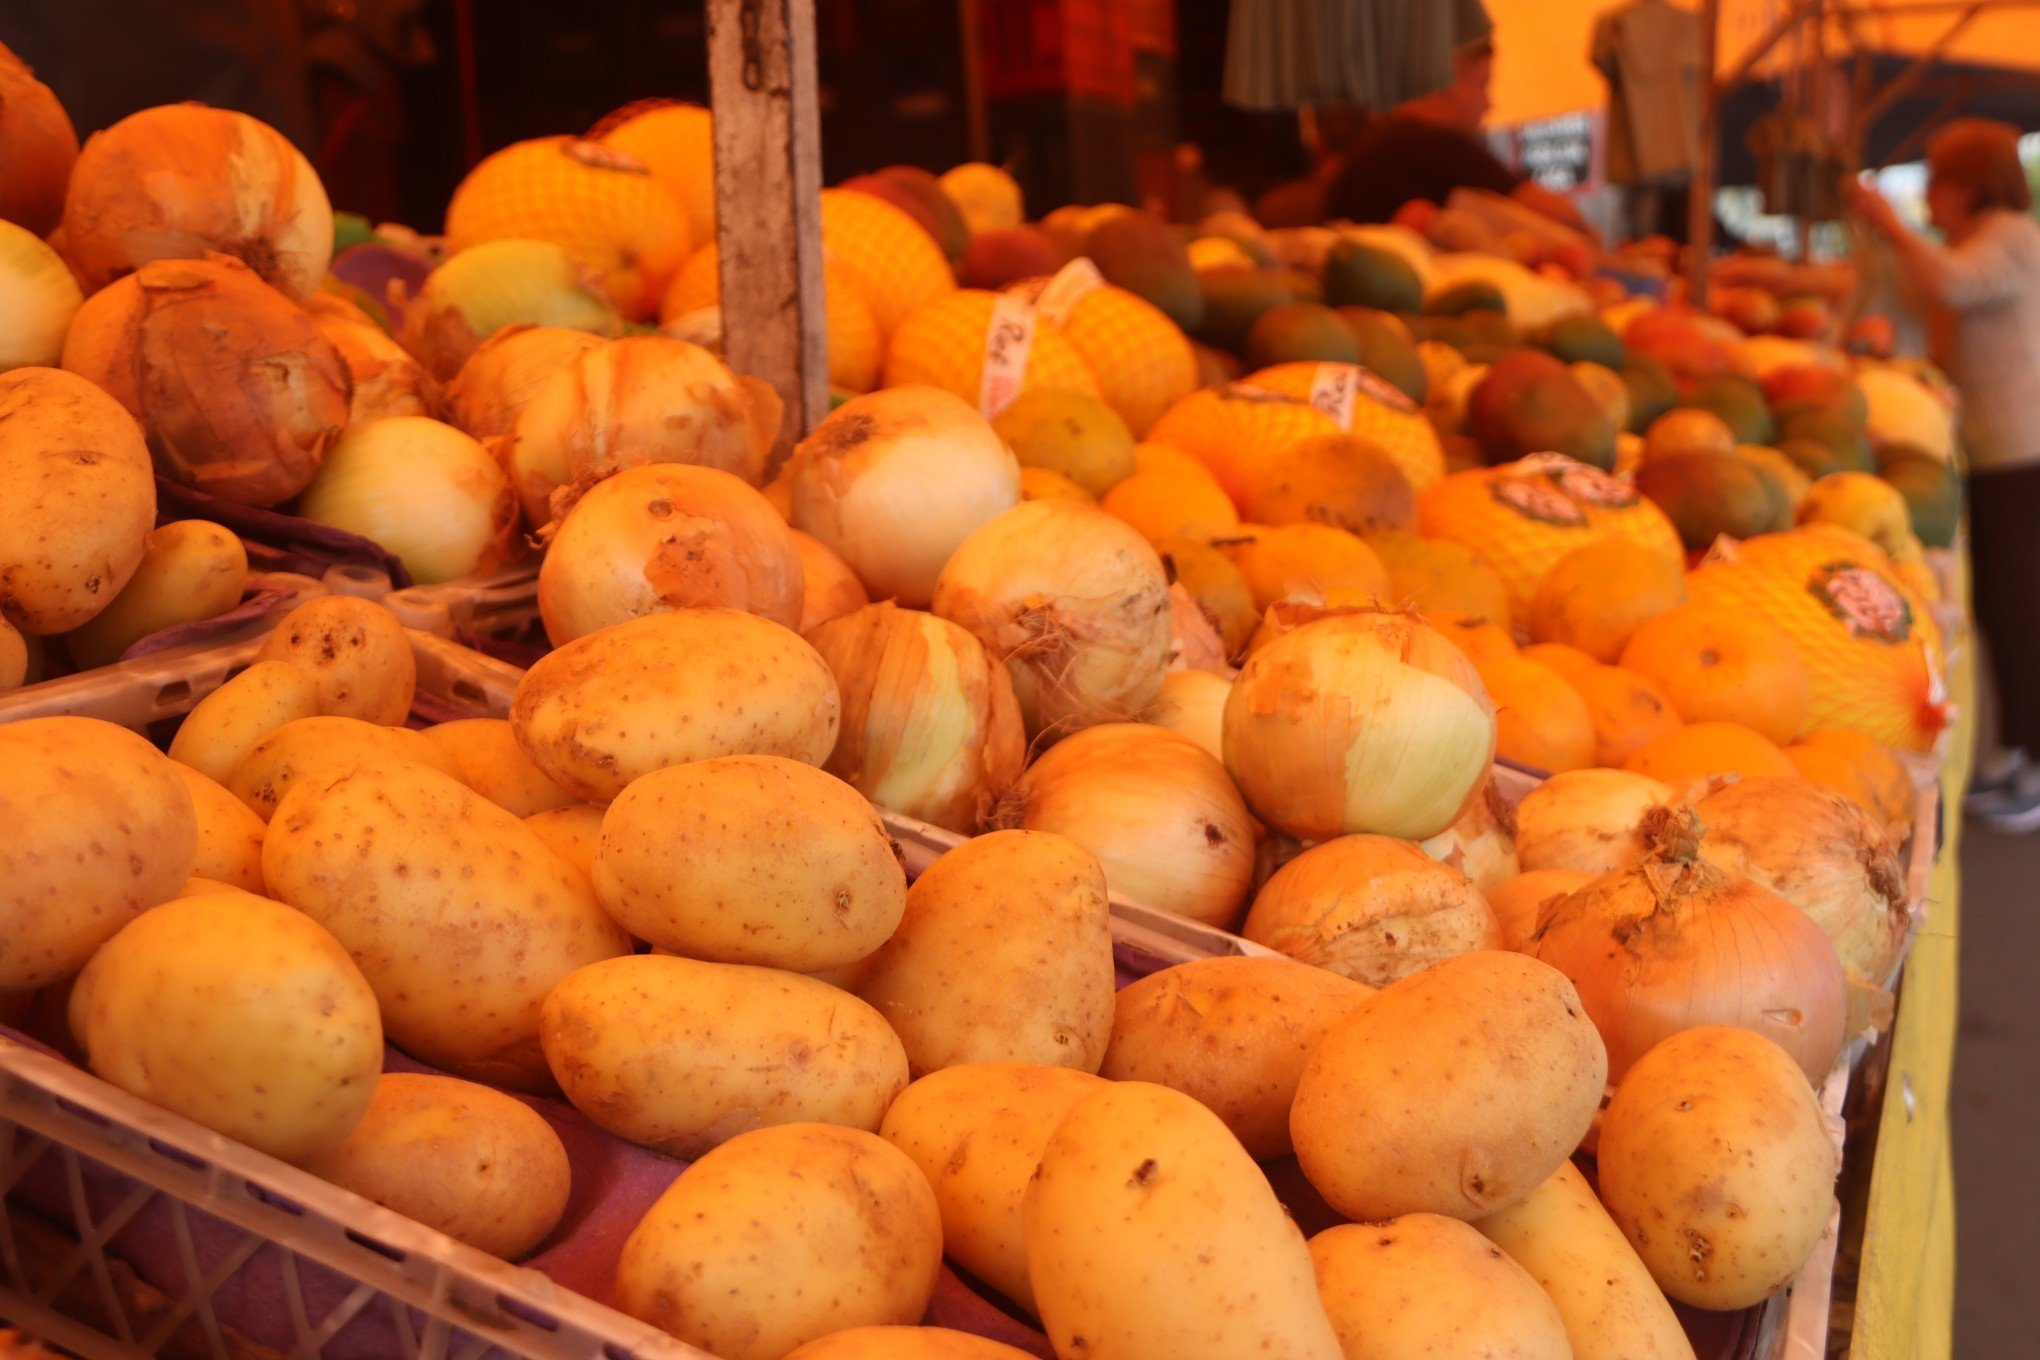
[
  {"xmin": 1975, "ymin": 773, "xmax": 2040, "ymax": 833},
  {"xmin": 1966, "ymin": 750, "xmax": 2028, "ymax": 813}
]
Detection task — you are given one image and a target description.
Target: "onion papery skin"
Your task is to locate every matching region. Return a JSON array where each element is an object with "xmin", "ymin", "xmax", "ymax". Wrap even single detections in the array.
[
  {"xmin": 806, "ymin": 601, "xmax": 1025, "ymax": 835},
  {"xmin": 932, "ymin": 499, "xmax": 1173, "ymax": 739},
  {"xmin": 791, "ymin": 386, "xmax": 1021, "ymax": 608},
  {"xmin": 401, "ymin": 240, "xmax": 623, "ymax": 383},
  {"xmin": 1243, "ymin": 834, "xmax": 1502, "ymax": 986},
  {"xmin": 0, "ymin": 221, "xmax": 82, "ymax": 372},
  {"xmin": 314, "ymin": 314, "xmax": 438, "ymax": 424},
  {"xmin": 1416, "ymin": 778, "xmax": 1520, "ymax": 891},
  {"xmin": 446, "ymin": 324, "xmax": 607, "ymax": 443},
  {"xmin": 60, "ymin": 104, "xmax": 332, "ymax": 301},
  {"xmin": 1514, "ymin": 768, "xmax": 1679, "ymax": 876},
  {"xmin": 1143, "ymin": 669, "xmax": 1230, "ymax": 762},
  {"xmin": 1222, "ymin": 610, "xmax": 1496, "ymax": 842},
  {"xmin": 61, "ymin": 254, "xmax": 350, "ymax": 506},
  {"xmin": 790, "ymin": 530, "xmax": 869, "ymax": 632},
  {"xmin": 989, "ymin": 722, "xmax": 1256, "ymax": 928},
  {"xmin": 297, "ymin": 417, "xmax": 517, "ymax": 584},
  {"xmin": 0, "ymin": 44, "xmax": 78, "ymax": 237},
  {"xmin": 1487, "ymin": 869, "xmax": 1592, "ymax": 951},
  {"xmin": 537, "ymin": 462, "xmax": 802, "ymax": 645},
  {"xmin": 1532, "ymin": 824, "xmax": 1849, "ymax": 1083}
]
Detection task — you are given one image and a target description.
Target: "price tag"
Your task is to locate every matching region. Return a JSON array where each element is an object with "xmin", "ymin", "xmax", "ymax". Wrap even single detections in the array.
[
  {"xmin": 979, "ymin": 292, "xmax": 1038, "ymax": 418},
  {"xmin": 1032, "ymin": 257, "xmax": 1106, "ymax": 327},
  {"xmin": 1307, "ymin": 365, "xmax": 1360, "ymax": 429}
]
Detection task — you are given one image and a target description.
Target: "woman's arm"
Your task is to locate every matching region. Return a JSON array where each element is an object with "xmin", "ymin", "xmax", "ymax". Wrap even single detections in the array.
[{"xmin": 1848, "ymin": 181, "xmax": 2021, "ymax": 309}]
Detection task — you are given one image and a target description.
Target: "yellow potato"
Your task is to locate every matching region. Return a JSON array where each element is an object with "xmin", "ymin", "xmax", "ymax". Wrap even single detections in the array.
[
  {"xmin": 168, "ymin": 762, "xmax": 266, "ymax": 893},
  {"xmin": 0, "ymin": 615, "xmax": 28, "ymax": 690},
  {"xmin": 264, "ymin": 760, "xmax": 630, "ymax": 1089},
  {"xmin": 523, "ymin": 803, "xmax": 603, "ymax": 883},
  {"xmin": 228, "ymin": 715, "xmax": 464, "ymax": 821},
  {"xmin": 1101, "ymin": 956, "xmax": 1374, "ymax": 1159},
  {"xmin": 69, "ymin": 891, "xmax": 381, "ymax": 1161},
  {"xmin": 1475, "ymin": 1161, "xmax": 1697, "ymax": 1360},
  {"xmin": 510, "ymin": 608, "xmax": 840, "ymax": 803},
  {"xmin": 0, "ymin": 367, "xmax": 155, "ymax": 634},
  {"xmin": 616, "ymin": 1123, "xmax": 943, "ymax": 1360},
  {"xmin": 594, "ymin": 755, "xmax": 906, "ymax": 971},
  {"xmin": 255, "ymin": 595, "xmax": 416, "ymax": 723},
  {"xmin": 0, "ymin": 717, "xmax": 196, "ymax": 990},
  {"xmin": 1291, "ymin": 951, "xmax": 1607, "ymax": 1222},
  {"xmin": 63, "ymin": 521, "xmax": 249, "ymax": 669},
  {"xmin": 540, "ymin": 954, "xmax": 909, "ymax": 1157},
  {"xmin": 1310, "ymin": 1215, "xmax": 1572, "ymax": 1360},
  {"xmin": 167, "ymin": 659, "xmax": 320, "ymax": 785},
  {"xmin": 856, "ymin": 829, "xmax": 1115, "ymax": 1076},
  {"xmin": 783, "ymin": 1328, "xmax": 1041, "ymax": 1360},
  {"xmin": 421, "ymin": 718, "xmax": 579, "ymax": 816},
  {"xmin": 879, "ymin": 1062, "xmax": 1108, "ymax": 1315},
  {"xmin": 1598, "ymin": 1026, "xmax": 1837, "ymax": 1310},
  {"xmin": 171, "ymin": 875, "xmax": 244, "ymax": 899},
  {"xmin": 1025, "ymin": 1081, "xmax": 1343, "ymax": 1360},
  {"xmin": 299, "ymin": 1073, "xmax": 571, "ymax": 1259}
]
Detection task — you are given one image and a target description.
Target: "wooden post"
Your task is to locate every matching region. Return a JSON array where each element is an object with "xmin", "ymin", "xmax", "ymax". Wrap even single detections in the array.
[
  {"xmin": 708, "ymin": 0, "xmax": 829, "ymax": 466},
  {"xmin": 1687, "ymin": 0, "xmax": 1722, "ymax": 308}
]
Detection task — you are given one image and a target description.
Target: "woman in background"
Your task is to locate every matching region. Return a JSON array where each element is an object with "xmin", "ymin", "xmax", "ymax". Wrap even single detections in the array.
[{"xmin": 1851, "ymin": 119, "xmax": 2040, "ymax": 831}]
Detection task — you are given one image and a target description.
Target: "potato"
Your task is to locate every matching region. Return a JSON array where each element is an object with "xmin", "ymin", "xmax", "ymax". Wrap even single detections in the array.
[
  {"xmin": 510, "ymin": 608, "xmax": 840, "ymax": 802},
  {"xmin": 856, "ymin": 829, "xmax": 1115, "ymax": 1076},
  {"xmin": 167, "ymin": 659, "xmax": 320, "ymax": 785},
  {"xmin": 1291, "ymin": 951, "xmax": 1606, "ymax": 1221},
  {"xmin": 421, "ymin": 718, "xmax": 578, "ymax": 816},
  {"xmin": 541, "ymin": 954, "xmax": 909, "ymax": 1156},
  {"xmin": 228, "ymin": 715, "xmax": 464, "ymax": 821},
  {"xmin": 1101, "ymin": 956, "xmax": 1374, "ymax": 1159},
  {"xmin": 168, "ymin": 762, "xmax": 266, "ymax": 892},
  {"xmin": 1597, "ymin": 1026, "xmax": 1836, "ymax": 1310},
  {"xmin": 783, "ymin": 1329, "xmax": 1041, "ymax": 1360},
  {"xmin": 879, "ymin": 1062, "xmax": 1108, "ymax": 1315},
  {"xmin": 298, "ymin": 1073, "xmax": 570, "ymax": 1259},
  {"xmin": 1025, "ymin": 1081, "xmax": 1343, "ymax": 1360},
  {"xmin": 1475, "ymin": 1161, "xmax": 1697, "ymax": 1360},
  {"xmin": 255, "ymin": 595, "xmax": 415, "ymax": 723},
  {"xmin": 69, "ymin": 891, "xmax": 381, "ymax": 1161},
  {"xmin": 616, "ymin": 1123, "xmax": 942, "ymax": 1360},
  {"xmin": 523, "ymin": 803, "xmax": 603, "ymax": 882},
  {"xmin": 264, "ymin": 759, "xmax": 630, "ymax": 1088},
  {"xmin": 0, "ymin": 615, "xmax": 27, "ymax": 690},
  {"xmin": 1310, "ymin": 1215, "xmax": 1572, "ymax": 1360},
  {"xmin": 594, "ymin": 755, "xmax": 906, "ymax": 970},
  {"xmin": 0, "ymin": 367, "xmax": 155, "ymax": 634},
  {"xmin": 171, "ymin": 875, "xmax": 242, "ymax": 899},
  {"xmin": 63, "ymin": 521, "xmax": 249, "ymax": 669},
  {"xmin": 0, "ymin": 717, "xmax": 196, "ymax": 990}
]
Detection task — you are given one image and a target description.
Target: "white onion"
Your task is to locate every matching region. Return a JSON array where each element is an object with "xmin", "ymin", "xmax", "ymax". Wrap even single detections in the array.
[
  {"xmin": 0, "ymin": 221, "xmax": 81, "ymax": 373},
  {"xmin": 1417, "ymin": 779, "xmax": 1520, "ymax": 890},
  {"xmin": 445, "ymin": 324, "xmax": 606, "ymax": 442},
  {"xmin": 1143, "ymin": 670, "xmax": 1230, "ymax": 761},
  {"xmin": 297, "ymin": 417, "xmax": 518, "ymax": 584},
  {"xmin": 1515, "ymin": 768, "xmax": 1679, "ymax": 876},
  {"xmin": 401, "ymin": 239, "xmax": 623, "ymax": 380}
]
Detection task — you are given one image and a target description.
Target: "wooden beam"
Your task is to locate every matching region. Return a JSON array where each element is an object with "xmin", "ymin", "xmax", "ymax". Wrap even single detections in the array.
[
  {"xmin": 1689, "ymin": 0, "xmax": 1722, "ymax": 306},
  {"xmin": 708, "ymin": 0, "xmax": 830, "ymax": 468}
]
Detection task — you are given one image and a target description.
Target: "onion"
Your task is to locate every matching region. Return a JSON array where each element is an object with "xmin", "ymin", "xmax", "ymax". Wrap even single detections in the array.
[
  {"xmin": 509, "ymin": 335, "xmax": 781, "ymax": 527},
  {"xmin": 1167, "ymin": 580, "xmax": 1230, "ymax": 673},
  {"xmin": 1514, "ymin": 768, "xmax": 1679, "ymax": 876},
  {"xmin": 790, "ymin": 386, "xmax": 1021, "ymax": 607},
  {"xmin": 933, "ymin": 499, "xmax": 1173, "ymax": 738},
  {"xmin": 1143, "ymin": 670, "xmax": 1231, "ymax": 761},
  {"xmin": 989, "ymin": 722, "xmax": 1256, "ymax": 927},
  {"xmin": 313, "ymin": 313, "xmax": 438, "ymax": 423},
  {"xmin": 445, "ymin": 324, "xmax": 606, "ymax": 442},
  {"xmin": 0, "ymin": 221, "xmax": 82, "ymax": 372},
  {"xmin": 60, "ymin": 104, "xmax": 331, "ymax": 300},
  {"xmin": 62, "ymin": 254, "xmax": 351, "ymax": 505},
  {"xmin": 1243, "ymin": 834, "xmax": 1502, "ymax": 986},
  {"xmin": 1694, "ymin": 775, "xmax": 1912, "ymax": 1000},
  {"xmin": 1223, "ymin": 609, "xmax": 1496, "ymax": 842},
  {"xmin": 297, "ymin": 417, "xmax": 518, "ymax": 584},
  {"xmin": 791, "ymin": 529, "xmax": 869, "ymax": 632},
  {"xmin": 1487, "ymin": 869, "xmax": 1592, "ymax": 951},
  {"xmin": 400, "ymin": 239, "xmax": 622, "ymax": 381},
  {"xmin": 1532, "ymin": 807, "xmax": 1849, "ymax": 1082},
  {"xmin": 537, "ymin": 462, "xmax": 802, "ymax": 644},
  {"xmin": 0, "ymin": 44, "xmax": 78, "ymax": 237},
  {"xmin": 805, "ymin": 601, "xmax": 1026, "ymax": 834},
  {"xmin": 1417, "ymin": 778, "xmax": 1520, "ymax": 890}
]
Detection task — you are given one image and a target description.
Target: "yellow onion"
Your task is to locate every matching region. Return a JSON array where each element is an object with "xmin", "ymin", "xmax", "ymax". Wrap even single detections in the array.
[
  {"xmin": 791, "ymin": 529, "xmax": 869, "ymax": 632},
  {"xmin": 297, "ymin": 417, "xmax": 517, "ymax": 584},
  {"xmin": 62, "ymin": 254, "xmax": 350, "ymax": 506},
  {"xmin": 1487, "ymin": 869, "xmax": 1592, "ymax": 951},
  {"xmin": 1167, "ymin": 581, "xmax": 1230, "ymax": 673},
  {"xmin": 1143, "ymin": 669, "xmax": 1230, "ymax": 761},
  {"xmin": 1223, "ymin": 610, "xmax": 1496, "ymax": 841},
  {"xmin": 805, "ymin": 601, "xmax": 1025, "ymax": 834},
  {"xmin": 0, "ymin": 44, "xmax": 78, "ymax": 237},
  {"xmin": 444, "ymin": 324, "xmax": 607, "ymax": 443},
  {"xmin": 790, "ymin": 386, "xmax": 1021, "ymax": 607},
  {"xmin": 0, "ymin": 221, "xmax": 82, "ymax": 372},
  {"xmin": 313, "ymin": 313, "xmax": 438, "ymax": 423},
  {"xmin": 509, "ymin": 334, "xmax": 780, "ymax": 527},
  {"xmin": 988, "ymin": 722, "xmax": 1256, "ymax": 928},
  {"xmin": 933, "ymin": 499, "xmax": 1173, "ymax": 738},
  {"xmin": 400, "ymin": 239, "xmax": 623, "ymax": 381},
  {"xmin": 1243, "ymin": 834, "xmax": 1502, "ymax": 986},
  {"xmin": 538, "ymin": 462, "xmax": 802, "ymax": 644},
  {"xmin": 1694, "ymin": 775, "xmax": 1912, "ymax": 1001},
  {"xmin": 1514, "ymin": 768, "xmax": 1680, "ymax": 876},
  {"xmin": 1416, "ymin": 778, "xmax": 1520, "ymax": 890},
  {"xmin": 1532, "ymin": 807, "xmax": 1849, "ymax": 1083},
  {"xmin": 60, "ymin": 104, "xmax": 331, "ymax": 301}
]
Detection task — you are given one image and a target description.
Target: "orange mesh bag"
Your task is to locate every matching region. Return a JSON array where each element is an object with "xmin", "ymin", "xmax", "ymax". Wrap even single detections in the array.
[
  {"xmin": 594, "ymin": 100, "xmax": 717, "ymax": 248},
  {"xmin": 820, "ymin": 188, "xmax": 956, "ymax": 338},
  {"xmin": 659, "ymin": 244, "xmax": 884, "ymax": 394},
  {"xmin": 882, "ymin": 290, "xmax": 1098, "ymax": 411},
  {"xmin": 1144, "ymin": 384, "xmax": 1343, "ymax": 508},
  {"xmin": 1050, "ymin": 282, "xmax": 1198, "ymax": 437},
  {"xmin": 1245, "ymin": 362, "xmax": 1447, "ymax": 492}
]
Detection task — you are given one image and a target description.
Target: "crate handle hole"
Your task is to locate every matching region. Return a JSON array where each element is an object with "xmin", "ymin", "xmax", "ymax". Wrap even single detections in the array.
[
  {"xmin": 249, "ymin": 1183, "xmax": 305, "ymax": 1215},
  {"xmin": 146, "ymin": 1138, "xmax": 205, "ymax": 1170},
  {"xmin": 54, "ymin": 1098, "xmax": 111, "ymax": 1128},
  {"xmin": 345, "ymin": 1228, "xmax": 406, "ymax": 1262},
  {"xmin": 156, "ymin": 680, "xmax": 191, "ymax": 706},
  {"xmin": 499, "ymin": 1295, "xmax": 560, "ymax": 1331},
  {"xmin": 453, "ymin": 680, "xmax": 486, "ymax": 704}
]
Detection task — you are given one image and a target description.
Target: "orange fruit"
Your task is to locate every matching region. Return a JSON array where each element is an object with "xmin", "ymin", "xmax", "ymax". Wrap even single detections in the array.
[{"xmin": 1618, "ymin": 603, "xmax": 1810, "ymax": 746}]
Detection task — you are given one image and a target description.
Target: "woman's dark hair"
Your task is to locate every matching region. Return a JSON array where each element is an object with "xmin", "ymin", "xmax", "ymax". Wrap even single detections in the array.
[{"xmin": 1927, "ymin": 118, "xmax": 2032, "ymax": 214}]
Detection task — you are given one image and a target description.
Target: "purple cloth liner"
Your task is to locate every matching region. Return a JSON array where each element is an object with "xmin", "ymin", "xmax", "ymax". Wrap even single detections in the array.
[
  {"xmin": 154, "ymin": 477, "xmax": 413, "ymax": 590},
  {"xmin": 117, "ymin": 585, "xmax": 294, "ymax": 662},
  {"xmin": 329, "ymin": 242, "xmax": 435, "ymax": 323}
]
